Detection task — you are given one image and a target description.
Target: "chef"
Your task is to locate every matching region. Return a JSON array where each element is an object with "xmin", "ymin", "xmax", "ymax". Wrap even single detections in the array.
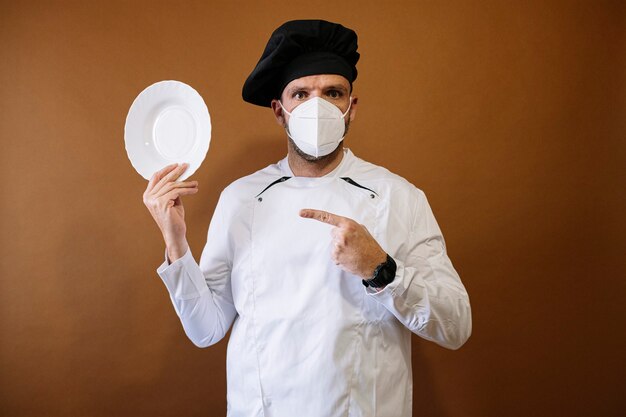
[{"xmin": 143, "ymin": 19, "xmax": 472, "ymax": 417}]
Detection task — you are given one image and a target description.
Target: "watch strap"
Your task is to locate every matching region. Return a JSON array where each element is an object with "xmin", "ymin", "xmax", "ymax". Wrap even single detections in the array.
[{"xmin": 362, "ymin": 254, "xmax": 397, "ymax": 288}]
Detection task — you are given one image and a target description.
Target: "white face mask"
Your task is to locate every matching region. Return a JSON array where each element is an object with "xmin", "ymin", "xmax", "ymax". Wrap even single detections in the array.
[{"xmin": 279, "ymin": 97, "xmax": 352, "ymax": 158}]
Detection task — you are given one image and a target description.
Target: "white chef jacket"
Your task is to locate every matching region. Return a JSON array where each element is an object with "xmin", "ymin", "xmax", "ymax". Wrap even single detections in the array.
[{"xmin": 157, "ymin": 149, "xmax": 471, "ymax": 417}]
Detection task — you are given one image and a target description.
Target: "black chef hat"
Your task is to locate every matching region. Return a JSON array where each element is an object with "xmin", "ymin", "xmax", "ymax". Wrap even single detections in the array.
[{"xmin": 242, "ymin": 19, "xmax": 360, "ymax": 107}]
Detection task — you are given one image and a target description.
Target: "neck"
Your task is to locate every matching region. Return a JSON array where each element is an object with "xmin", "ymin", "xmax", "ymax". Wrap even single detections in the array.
[{"xmin": 287, "ymin": 143, "xmax": 345, "ymax": 177}]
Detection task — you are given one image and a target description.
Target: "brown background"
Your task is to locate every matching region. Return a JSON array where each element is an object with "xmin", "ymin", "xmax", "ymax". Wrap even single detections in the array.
[{"xmin": 1, "ymin": 0, "xmax": 625, "ymax": 416}]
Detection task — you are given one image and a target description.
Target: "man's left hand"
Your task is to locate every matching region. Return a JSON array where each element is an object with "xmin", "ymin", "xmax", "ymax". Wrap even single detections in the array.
[{"xmin": 300, "ymin": 209, "xmax": 387, "ymax": 279}]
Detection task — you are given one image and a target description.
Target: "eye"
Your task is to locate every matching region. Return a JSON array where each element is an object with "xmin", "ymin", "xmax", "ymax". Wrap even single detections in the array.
[
  {"xmin": 326, "ymin": 89, "xmax": 342, "ymax": 99},
  {"xmin": 293, "ymin": 91, "xmax": 307, "ymax": 100}
]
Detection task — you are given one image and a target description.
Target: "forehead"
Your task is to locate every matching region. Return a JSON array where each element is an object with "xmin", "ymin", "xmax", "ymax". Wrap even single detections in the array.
[{"xmin": 282, "ymin": 74, "xmax": 351, "ymax": 93}]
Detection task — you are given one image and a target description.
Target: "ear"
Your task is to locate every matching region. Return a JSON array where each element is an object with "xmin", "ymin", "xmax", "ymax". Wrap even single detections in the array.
[
  {"xmin": 270, "ymin": 99, "xmax": 287, "ymax": 127},
  {"xmin": 348, "ymin": 96, "xmax": 358, "ymax": 122}
]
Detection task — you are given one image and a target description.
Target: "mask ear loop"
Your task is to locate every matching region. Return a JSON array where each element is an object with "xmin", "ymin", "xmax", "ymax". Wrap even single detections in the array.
[
  {"xmin": 278, "ymin": 100, "xmax": 292, "ymax": 117},
  {"xmin": 341, "ymin": 96, "xmax": 353, "ymax": 119},
  {"xmin": 337, "ymin": 96, "xmax": 353, "ymax": 141},
  {"xmin": 278, "ymin": 101, "xmax": 296, "ymax": 141}
]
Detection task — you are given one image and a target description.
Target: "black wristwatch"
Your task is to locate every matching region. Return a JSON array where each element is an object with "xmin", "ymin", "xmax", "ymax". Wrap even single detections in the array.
[{"xmin": 362, "ymin": 254, "xmax": 397, "ymax": 288}]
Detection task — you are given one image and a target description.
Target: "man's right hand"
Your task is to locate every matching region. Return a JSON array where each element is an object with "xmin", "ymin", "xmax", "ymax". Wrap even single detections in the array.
[{"xmin": 143, "ymin": 163, "xmax": 199, "ymax": 263}]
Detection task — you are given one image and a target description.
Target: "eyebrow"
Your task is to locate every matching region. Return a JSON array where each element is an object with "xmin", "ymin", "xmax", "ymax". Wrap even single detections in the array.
[
  {"xmin": 285, "ymin": 85, "xmax": 308, "ymax": 94},
  {"xmin": 325, "ymin": 85, "xmax": 349, "ymax": 92},
  {"xmin": 286, "ymin": 84, "xmax": 349, "ymax": 94}
]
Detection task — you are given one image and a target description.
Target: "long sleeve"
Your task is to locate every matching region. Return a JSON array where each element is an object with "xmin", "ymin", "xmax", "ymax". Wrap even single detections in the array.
[
  {"xmin": 368, "ymin": 188, "xmax": 472, "ymax": 350},
  {"xmin": 156, "ymin": 193, "xmax": 237, "ymax": 348}
]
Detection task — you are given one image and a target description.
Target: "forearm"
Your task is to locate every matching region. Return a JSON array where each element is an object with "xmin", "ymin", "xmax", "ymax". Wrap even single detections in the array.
[
  {"xmin": 157, "ymin": 248, "xmax": 237, "ymax": 347},
  {"xmin": 368, "ymin": 256, "xmax": 472, "ymax": 350}
]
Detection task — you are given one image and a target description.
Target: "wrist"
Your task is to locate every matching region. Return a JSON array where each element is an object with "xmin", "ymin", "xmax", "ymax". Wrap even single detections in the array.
[
  {"xmin": 362, "ymin": 254, "xmax": 397, "ymax": 289},
  {"xmin": 361, "ymin": 250, "xmax": 387, "ymax": 279},
  {"xmin": 166, "ymin": 240, "xmax": 189, "ymax": 263}
]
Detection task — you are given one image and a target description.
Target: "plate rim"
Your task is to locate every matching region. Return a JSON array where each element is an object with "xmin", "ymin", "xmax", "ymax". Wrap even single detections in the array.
[{"xmin": 124, "ymin": 80, "xmax": 211, "ymax": 181}]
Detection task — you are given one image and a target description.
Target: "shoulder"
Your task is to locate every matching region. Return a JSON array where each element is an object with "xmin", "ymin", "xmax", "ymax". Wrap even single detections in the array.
[
  {"xmin": 218, "ymin": 159, "xmax": 286, "ymax": 204},
  {"xmin": 346, "ymin": 153, "xmax": 435, "ymax": 232},
  {"xmin": 344, "ymin": 150, "xmax": 426, "ymax": 201}
]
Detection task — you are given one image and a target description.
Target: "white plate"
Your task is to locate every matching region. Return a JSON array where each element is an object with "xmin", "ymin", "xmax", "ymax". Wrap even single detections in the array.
[{"xmin": 124, "ymin": 80, "xmax": 211, "ymax": 181}]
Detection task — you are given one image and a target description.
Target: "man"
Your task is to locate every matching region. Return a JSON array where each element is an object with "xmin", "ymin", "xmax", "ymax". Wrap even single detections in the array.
[{"xmin": 144, "ymin": 20, "xmax": 471, "ymax": 417}]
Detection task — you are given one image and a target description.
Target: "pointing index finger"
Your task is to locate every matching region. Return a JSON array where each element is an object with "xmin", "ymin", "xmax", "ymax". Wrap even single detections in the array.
[{"xmin": 299, "ymin": 209, "xmax": 347, "ymax": 227}]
